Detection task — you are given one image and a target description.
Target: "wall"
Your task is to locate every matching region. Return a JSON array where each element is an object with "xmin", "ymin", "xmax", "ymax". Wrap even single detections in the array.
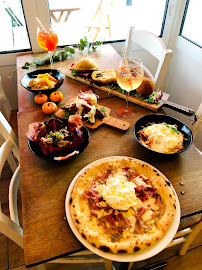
[
  {"xmin": 162, "ymin": 37, "xmax": 202, "ymax": 126},
  {"xmin": 0, "ymin": 64, "xmax": 17, "ymax": 110}
]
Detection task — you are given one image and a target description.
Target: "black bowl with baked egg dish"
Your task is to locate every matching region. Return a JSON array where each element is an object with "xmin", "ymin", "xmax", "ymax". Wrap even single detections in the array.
[
  {"xmin": 27, "ymin": 117, "xmax": 90, "ymax": 161},
  {"xmin": 134, "ymin": 114, "xmax": 193, "ymax": 155},
  {"xmin": 21, "ymin": 69, "xmax": 65, "ymax": 94}
]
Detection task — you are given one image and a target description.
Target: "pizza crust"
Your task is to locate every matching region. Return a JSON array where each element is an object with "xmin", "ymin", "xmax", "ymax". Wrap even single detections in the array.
[{"xmin": 70, "ymin": 157, "xmax": 176, "ymax": 253}]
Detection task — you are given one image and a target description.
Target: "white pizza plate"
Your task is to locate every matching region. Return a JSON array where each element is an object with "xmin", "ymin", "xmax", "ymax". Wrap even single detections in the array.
[{"xmin": 65, "ymin": 156, "xmax": 180, "ymax": 262}]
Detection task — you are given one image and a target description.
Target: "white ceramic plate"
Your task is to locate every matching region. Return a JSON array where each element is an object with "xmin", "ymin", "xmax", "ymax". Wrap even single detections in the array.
[{"xmin": 65, "ymin": 156, "xmax": 180, "ymax": 262}]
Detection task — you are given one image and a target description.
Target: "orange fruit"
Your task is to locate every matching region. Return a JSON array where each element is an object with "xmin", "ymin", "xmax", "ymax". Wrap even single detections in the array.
[
  {"xmin": 50, "ymin": 91, "xmax": 63, "ymax": 103},
  {"xmin": 34, "ymin": 93, "xmax": 48, "ymax": 104},
  {"xmin": 42, "ymin": 102, "xmax": 57, "ymax": 114}
]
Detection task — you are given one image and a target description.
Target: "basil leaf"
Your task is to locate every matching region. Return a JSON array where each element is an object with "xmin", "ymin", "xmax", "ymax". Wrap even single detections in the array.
[
  {"xmin": 100, "ymin": 107, "xmax": 106, "ymax": 113},
  {"xmin": 22, "ymin": 66, "xmax": 29, "ymax": 69},
  {"xmin": 162, "ymin": 122, "xmax": 179, "ymax": 133}
]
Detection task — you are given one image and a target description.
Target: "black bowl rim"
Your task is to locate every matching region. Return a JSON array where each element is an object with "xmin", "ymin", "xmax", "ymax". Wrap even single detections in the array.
[
  {"xmin": 134, "ymin": 114, "xmax": 193, "ymax": 155},
  {"xmin": 28, "ymin": 125, "xmax": 90, "ymax": 161},
  {"xmin": 21, "ymin": 68, "xmax": 65, "ymax": 94}
]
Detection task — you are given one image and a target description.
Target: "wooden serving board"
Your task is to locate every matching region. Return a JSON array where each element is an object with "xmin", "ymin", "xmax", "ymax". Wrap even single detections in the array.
[
  {"xmin": 65, "ymin": 70, "xmax": 169, "ymax": 112},
  {"xmin": 55, "ymin": 98, "xmax": 130, "ymax": 131}
]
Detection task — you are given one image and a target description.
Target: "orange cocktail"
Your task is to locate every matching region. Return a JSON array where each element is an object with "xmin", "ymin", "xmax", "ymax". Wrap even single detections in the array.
[{"xmin": 37, "ymin": 29, "xmax": 58, "ymax": 51}]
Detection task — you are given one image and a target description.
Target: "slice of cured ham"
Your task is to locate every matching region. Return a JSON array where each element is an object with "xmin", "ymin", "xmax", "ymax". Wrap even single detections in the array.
[
  {"xmin": 26, "ymin": 122, "xmax": 45, "ymax": 141},
  {"xmin": 68, "ymin": 114, "xmax": 83, "ymax": 130}
]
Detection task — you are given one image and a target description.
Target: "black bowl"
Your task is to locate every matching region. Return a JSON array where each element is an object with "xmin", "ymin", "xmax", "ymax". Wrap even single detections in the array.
[
  {"xmin": 28, "ymin": 125, "xmax": 90, "ymax": 161},
  {"xmin": 21, "ymin": 69, "xmax": 65, "ymax": 94},
  {"xmin": 134, "ymin": 114, "xmax": 193, "ymax": 155}
]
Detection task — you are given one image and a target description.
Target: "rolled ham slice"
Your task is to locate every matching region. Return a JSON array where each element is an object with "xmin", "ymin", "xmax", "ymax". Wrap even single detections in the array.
[
  {"xmin": 68, "ymin": 114, "xmax": 83, "ymax": 130},
  {"xmin": 26, "ymin": 122, "xmax": 45, "ymax": 141},
  {"xmin": 54, "ymin": 150, "xmax": 79, "ymax": 161}
]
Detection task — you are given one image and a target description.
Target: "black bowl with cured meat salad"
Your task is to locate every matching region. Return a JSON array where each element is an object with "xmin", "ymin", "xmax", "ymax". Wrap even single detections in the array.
[
  {"xmin": 134, "ymin": 114, "xmax": 193, "ymax": 155},
  {"xmin": 21, "ymin": 69, "xmax": 65, "ymax": 94},
  {"xmin": 27, "ymin": 117, "xmax": 90, "ymax": 161}
]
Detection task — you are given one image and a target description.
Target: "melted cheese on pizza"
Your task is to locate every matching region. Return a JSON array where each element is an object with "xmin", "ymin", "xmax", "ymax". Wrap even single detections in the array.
[
  {"xmin": 98, "ymin": 177, "xmax": 137, "ymax": 211},
  {"xmin": 95, "ymin": 168, "xmax": 138, "ymax": 211},
  {"xmin": 139, "ymin": 123, "xmax": 184, "ymax": 153}
]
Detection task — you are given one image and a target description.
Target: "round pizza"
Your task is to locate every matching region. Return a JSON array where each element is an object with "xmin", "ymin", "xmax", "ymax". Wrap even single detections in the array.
[{"xmin": 70, "ymin": 157, "xmax": 176, "ymax": 254}]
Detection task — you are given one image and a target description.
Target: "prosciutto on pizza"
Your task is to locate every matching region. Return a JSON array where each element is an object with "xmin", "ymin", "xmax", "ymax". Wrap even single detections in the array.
[{"xmin": 70, "ymin": 157, "xmax": 176, "ymax": 253}]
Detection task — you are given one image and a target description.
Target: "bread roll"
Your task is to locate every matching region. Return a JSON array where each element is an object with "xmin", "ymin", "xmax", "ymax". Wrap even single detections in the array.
[
  {"xmin": 70, "ymin": 58, "xmax": 99, "ymax": 71},
  {"xmin": 136, "ymin": 78, "xmax": 155, "ymax": 96}
]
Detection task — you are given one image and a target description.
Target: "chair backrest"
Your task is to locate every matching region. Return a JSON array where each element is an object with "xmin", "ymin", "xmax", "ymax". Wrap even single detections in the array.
[
  {"xmin": 0, "ymin": 111, "xmax": 23, "ymax": 248},
  {"xmin": 125, "ymin": 27, "xmax": 173, "ymax": 89},
  {"xmin": 0, "ymin": 76, "xmax": 11, "ymax": 121}
]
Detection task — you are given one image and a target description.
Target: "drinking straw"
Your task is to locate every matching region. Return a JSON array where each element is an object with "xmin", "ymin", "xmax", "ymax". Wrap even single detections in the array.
[
  {"xmin": 36, "ymin": 17, "xmax": 47, "ymax": 33},
  {"xmin": 123, "ymin": 47, "xmax": 129, "ymax": 70}
]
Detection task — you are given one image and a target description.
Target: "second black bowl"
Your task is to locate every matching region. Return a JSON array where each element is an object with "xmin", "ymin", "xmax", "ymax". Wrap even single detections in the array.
[{"xmin": 134, "ymin": 114, "xmax": 193, "ymax": 155}]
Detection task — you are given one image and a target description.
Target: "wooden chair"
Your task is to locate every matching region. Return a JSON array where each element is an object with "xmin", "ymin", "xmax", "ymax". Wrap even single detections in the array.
[
  {"xmin": 127, "ymin": 214, "xmax": 202, "ymax": 270},
  {"xmin": 50, "ymin": 8, "xmax": 81, "ymax": 24},
  {"xmin": 0, "ymin": 111, "xmax": 19, "ymax": 173},
  {"xmin": 190, "ymin": 102, "xmax": 202, "ymax": 153},
  {"xmin": 125, "ymin": 27, "xmax": 173, "ymax": 89},
  {"xmin": 0, "ymin": 76, "xmax": 11, "ymax": 121},
  {"xmin": 0, "ymin": 111, "xmax": 113, "ymax": 270},
  {"xmin": 84, "ymin": 0, "xmax": 112, "ymax": 41}
]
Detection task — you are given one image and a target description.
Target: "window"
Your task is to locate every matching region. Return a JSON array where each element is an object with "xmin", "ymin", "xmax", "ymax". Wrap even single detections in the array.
[
  {"xmin": 0, "ymin": 0, "xmax": 170, "ymax": 55},
  {"xmin": 180, "ymin": 0, "xmax": 202, "ymax": 48},
  {"xmin": 48, "ymin": 0, "xmax": 168, "ymax": 46},
  {"xmin": 0, "ymin": 0, "xmax": 30, "ymax": 53}
]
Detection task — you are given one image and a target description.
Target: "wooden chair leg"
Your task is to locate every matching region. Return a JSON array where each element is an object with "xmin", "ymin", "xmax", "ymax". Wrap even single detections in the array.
[
  {"xmin": 128, "ymin": 262, "xmax": 134, "ymax": 270},
  {"xmin": 179, "ymin": 221, "xmax": 202, "ymax": 255},
  {"xmin": 104, "ymin": 259, "xmax": 113, "ymax": 270},
  {"xmin": 33, "ymin": 264, "xmax": 46, "ymax": 270}
]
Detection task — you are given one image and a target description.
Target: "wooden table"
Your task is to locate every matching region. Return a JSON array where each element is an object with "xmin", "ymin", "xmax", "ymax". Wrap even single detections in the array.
[{"xmin": 16, "ymin": 45, "xmax": 202, "ymax": 267}]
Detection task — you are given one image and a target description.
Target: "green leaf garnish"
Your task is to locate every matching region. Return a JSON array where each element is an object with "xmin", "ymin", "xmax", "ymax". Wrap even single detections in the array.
[
  {"xmin": 100, "ymin": 107, "xmax": 106, "ymax": 113},
  {"xmin": 61, "ymin": 110, "xmax": 76, "ymax": 119},
  {"xmin": 21, "ymin": 36, "xmax": 101, "ymax": 70},
  {"xmin": 162, "ymin": 122, "xmax": 179, "ymax": 133}
]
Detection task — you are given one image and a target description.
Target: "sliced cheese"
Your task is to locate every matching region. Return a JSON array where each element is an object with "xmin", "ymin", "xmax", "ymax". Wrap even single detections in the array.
[
  {"xmin": 84, "ymin": 105, "xmax": 96, "ymax": 123},
  {"xmin": 134, "ymin": 176, "xmax": 148, "ymax": 187},
  {"xmin": 137, "ymin": 197, "xmax": 159, "ymax": 211},
  {"xmin": 142, "ymin": 209, "xmax": 153, "ymax": 222}
]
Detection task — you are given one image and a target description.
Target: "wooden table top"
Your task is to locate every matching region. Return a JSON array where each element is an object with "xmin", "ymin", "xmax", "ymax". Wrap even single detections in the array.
[{"xmin": 16, "ymin": 45, "xmax": 202, "ymax": 267}]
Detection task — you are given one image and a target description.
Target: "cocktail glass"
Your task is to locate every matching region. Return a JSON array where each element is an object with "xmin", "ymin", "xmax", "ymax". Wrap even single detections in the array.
[
  {"xmin": 37, "ymin": 25, "xmax": 58, "ymax": 69},
  {"xmin": 116, "ymin": 57, "xmax": 144, "ymax": 118}
]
